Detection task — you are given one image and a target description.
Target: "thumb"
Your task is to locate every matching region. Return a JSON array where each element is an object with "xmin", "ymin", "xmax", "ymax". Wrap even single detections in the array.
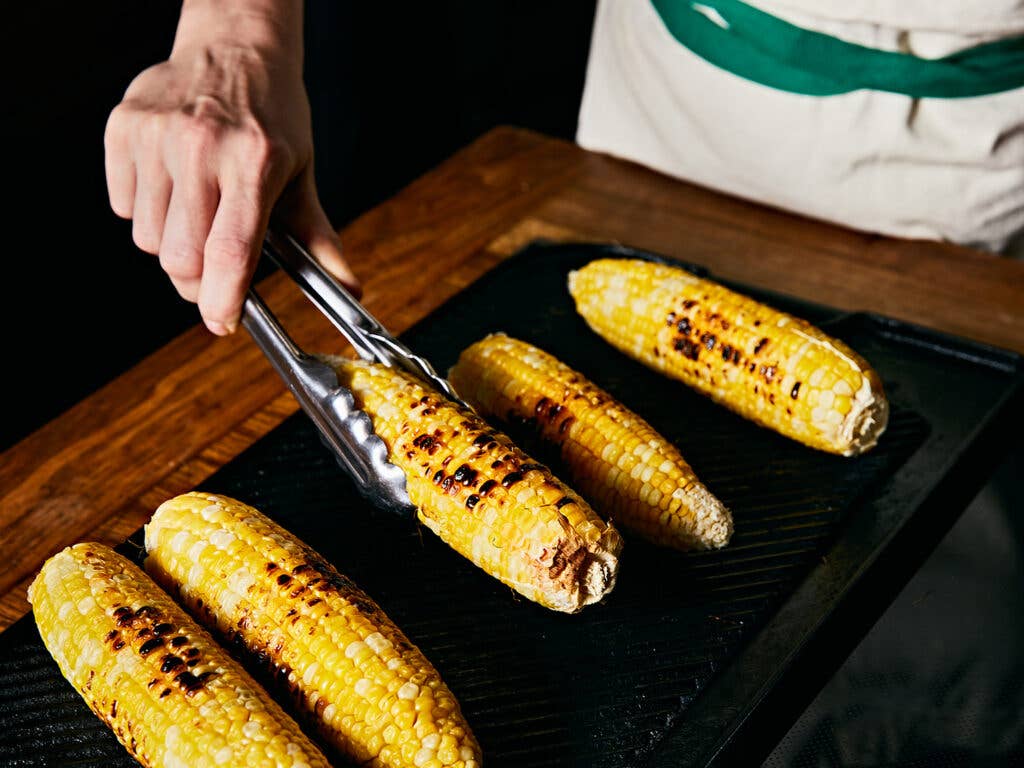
[{"xmin": 276, "ymin": 166, "xmax": 362, "ymax": 299}]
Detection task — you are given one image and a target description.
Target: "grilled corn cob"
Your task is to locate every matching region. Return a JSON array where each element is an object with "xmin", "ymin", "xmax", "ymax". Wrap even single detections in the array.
[
  {"xmin": 568, "ymin": 258, "xmax": 889, "ymax": 456},
  {"xmin": 449, "ymin": 334, "xmax": 732, "ymax": 550},
  {"xmin": 328, "ymin": 358, "xmax": 623, "ymax": 613},
  {"xmin": 28, "ymin": 543, "xmax": 329, "ymax": 768},
  {"xmin": 145, "ymin": 492, "xmax": 481, "ymax": 768}
]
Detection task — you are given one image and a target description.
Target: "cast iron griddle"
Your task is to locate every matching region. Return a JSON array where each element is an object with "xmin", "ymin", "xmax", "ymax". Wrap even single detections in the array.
[{"xmin": 1, "ymin": 243, "xmax": 1020, "ymax": 767}]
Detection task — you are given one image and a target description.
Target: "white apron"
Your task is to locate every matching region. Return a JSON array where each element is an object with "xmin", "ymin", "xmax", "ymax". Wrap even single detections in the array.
[{"xmin": 577, "ymin": 0, "xmax": 1024, "ymax": 253}]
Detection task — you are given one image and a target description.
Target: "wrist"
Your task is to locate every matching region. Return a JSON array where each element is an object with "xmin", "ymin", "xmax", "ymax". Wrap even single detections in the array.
[{"xmin": 173, "ymin": 0, "xmax": 303, "ymax": 68}]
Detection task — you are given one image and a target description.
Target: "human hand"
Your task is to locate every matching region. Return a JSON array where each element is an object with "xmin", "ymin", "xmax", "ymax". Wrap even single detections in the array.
[{"xmin": 104, "ymin": 1, "xmax": 358, "ymax": 335}]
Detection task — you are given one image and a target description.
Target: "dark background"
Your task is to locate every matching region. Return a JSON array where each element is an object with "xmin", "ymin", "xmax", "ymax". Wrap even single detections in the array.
[{"xmin": 6, "ymin": 2, "xmax": 1023, "ymax": 765}]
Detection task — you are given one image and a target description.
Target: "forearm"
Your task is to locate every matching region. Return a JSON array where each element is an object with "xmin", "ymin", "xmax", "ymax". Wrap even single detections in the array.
[{"xmin": 173, "ymin": 0, "xmax": 304, "ymax": 66}]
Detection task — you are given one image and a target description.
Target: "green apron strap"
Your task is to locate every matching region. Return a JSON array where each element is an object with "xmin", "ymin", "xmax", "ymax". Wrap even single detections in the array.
[{"xmin": 650, "ymin": 0, "xmax": 1024, "ymax": 98}]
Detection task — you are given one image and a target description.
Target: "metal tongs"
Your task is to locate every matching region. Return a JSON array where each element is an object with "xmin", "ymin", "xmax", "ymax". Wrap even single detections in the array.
[{"xmin": 241, "ymin": 228, "xmax": 464, "ymax": 515}]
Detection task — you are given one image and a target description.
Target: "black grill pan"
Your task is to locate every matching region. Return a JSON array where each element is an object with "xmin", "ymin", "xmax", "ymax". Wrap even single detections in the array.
[{"xmin": 1, "ymin": 242, "xmax": 1020, "ymax": 767}]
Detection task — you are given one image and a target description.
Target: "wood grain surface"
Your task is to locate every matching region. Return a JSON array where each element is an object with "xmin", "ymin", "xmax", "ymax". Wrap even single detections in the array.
[{"xmin": 1, "ymin": 127, "xmax": 1022, "ymax": 630}]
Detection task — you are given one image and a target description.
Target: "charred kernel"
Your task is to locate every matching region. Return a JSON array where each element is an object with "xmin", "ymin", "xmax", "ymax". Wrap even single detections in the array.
[
  {"xmin": 441, "ymin": 476, "xmax": 454, "ymax": 492},
  {"xmin": 135, "ymin": 606, "xmax": 157, "ymax": 617},
  {"xmin": 265, "ymin": 562, "xmax": 277, "ymax": 572},
  {"xmin": 754, "ymin": 337, "xmax": 769, "ymax": 355},
  {"xmin": 116, "ymin": 613, "xmax": 135, "ymax": 627},
  {"xmin": 421, "ymin": 407, "xmax": 435, "ymax": 416},
  {"xmin": 169, "ymin": 636, "xmax": 188, "ymax": 648},
  {"xmin": 501, "ymin": 472, "xmax": 524, "ymax": 488},
  {"xmin": 754, "ymin": 319, "xmax": 761, "ymax": 326},
  {"xmin": 307, "ymin": 598, "xmax": 321, "ymax": 607},
  {"xmin": 720, "ymin": 319, "xmax": 730, "ymax": 330},
  {"xmin": 441, "ymin": 456, "xmax": 453, "ymax": 467},
  {"xmin": 292, "ymin": 564, "xmax": 311, "ymax": 574},
  {"xmin": 682, "ymin": 299, "xmax": 697, "ymax": 309},
  {"xmin": 185, "ymin": 648, "xmax": 199, "ymax": 658},
  {"xmin": 721, "ymin": 344, "xmax": 733, "ymax": 361},
  {"xmin": 555, "ymin": 496, "xmax": 573, "ymax": 508},
  {"xmin": 138, "ymin": 638, "xmax": 163, "ymax": 656},
  {"xmin": 732, "ymin": 349, "xmax": 741, "ymax": 364},
  {"xmin": 113, "ymin": 607, "xmax": 131, "ymax": 618},
  {"xmin": 147, "ymin": 678, "xmax": 159, "ymax": 688},
  {"xmin": 112, "ymin": 639, "xmax": 126, "ymax": 651},
  {"xmin": 159, "ymin": 688, "xmax": 171, "ymax": 698},
  {"xmin": 432, "ymin": 470, "xmax": 445, "ymax": 484},
  {"xmin": 152, "ymin": 623, "xmax": 173, "ymax": 636},
  {"xmin": 749, "ymin": 362, "xmax": 756, "ymax": 372},
  {"xmin": 534, "ymin": 397, "xmax": 552, "ymax": 417},
  {"xmin": 666, "ymin": 311, "xmax": 677, "ymax": 326},
  {"xmin": 674, "ymin": 338, "xmax": 700, "ymax": 360},
  {"xmin": 465, "ymin": 494, "xmax": 481, "ymax": 510},
  {"xmin": 519, "ymin": 463, "xmax": 544, "ymax": 473},
  {"xmin": 111, "ymin": 702, "xmax": 117, "ymax": 718},
  {"xmin": 676, "ymin": 317, "xmax": 691, "ymax": 334},
  {"xmin": 702, "ymin": 333, "xmax": 717, "ymax": 351},
  {"xmin": 479, "ymin": 479, "xmax": 498, "ymax": 495},
  {"xmin": 559, "ymin": 416, "xmax": 574, "ymax": 434},
  {"xmin": 453, "ymin": 464, "xmax": 479, "ymax": 486},
  {"xmin": 174, "ymin": 671, "xmax": 204, "ymax": 693},
  {"xmin": 791, "ymin": 382, "xmax": 801, "ymax": 399},
  {"xmin": 160, "ymin": 655, "xmax": 184, "ymax": 673},
  {"xmin": 105, "ymin": 630, "xmax": 119, "ymax": 642},
  {"xmin": 412, "ymin": 434, "xmax": 435, "ymax": 450},
  {"xmin": 473, "ymin": 433, "xmax": 495, "ymax": 447},
  {"xmin": 186, "ymin": 658, "xmax": 199, "ymax": 667},
  {"xmin": 136, "ymin": 629, "xmax": 150, "ymax": 638},
  {"xmin": 277, "ymin": 574, "xmax": 292, "ymax": 586}
]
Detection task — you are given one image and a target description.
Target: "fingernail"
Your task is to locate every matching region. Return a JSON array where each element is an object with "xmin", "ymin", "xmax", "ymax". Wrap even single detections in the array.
[
  {"xmin": 206, "ymin": 320, "xmax": 227, "ymax": 336},
  {"xmin": 224, "ymin": 320, "xmax": 239, "ymax": 334}
]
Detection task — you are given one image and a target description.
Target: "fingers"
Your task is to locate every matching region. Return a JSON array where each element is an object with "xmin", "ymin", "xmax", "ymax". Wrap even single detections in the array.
[
  {"xmin": 197, "ymin": 182, "xmax": 265, "ymax": 335},
  {"xmin": 170, "ymin": 276, "xmax": 200, "ymax": 303},
  {"xmin": 130, "ymin": 154, "xmax": 172, "ymax": 255},
  {"xmin": 157, "ymin": 159, "xmax": 218, "ymax": 303},
  {"xmin": 104, "ymin": 106, "xmax": 136, "ymax": 220},
  {"xmin": 279, "ymin": 167, "xmax": 362, "ymax": 298}
]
